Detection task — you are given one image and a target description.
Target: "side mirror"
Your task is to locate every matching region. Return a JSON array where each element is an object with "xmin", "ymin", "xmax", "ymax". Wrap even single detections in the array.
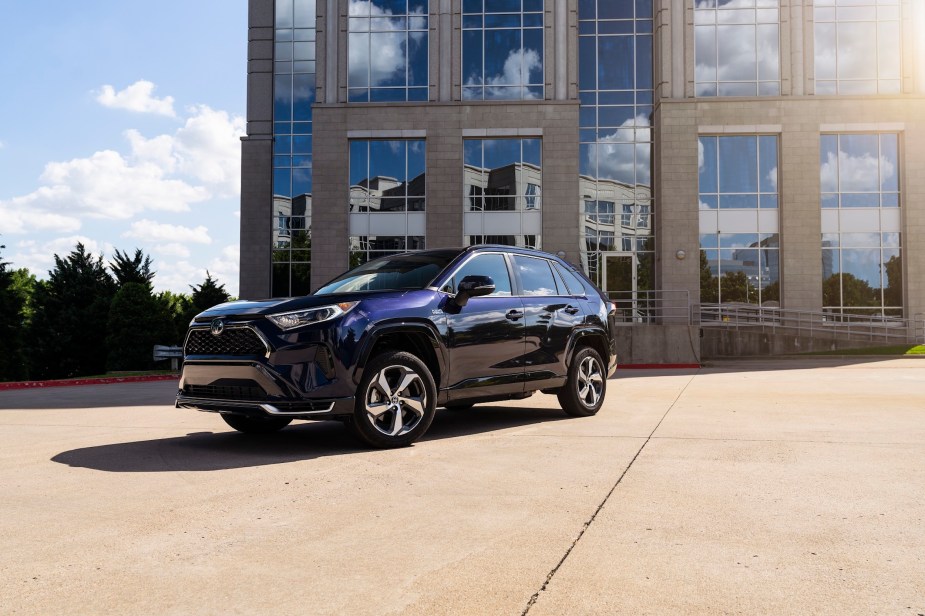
[{"xmin": 454, "ymin": 275, "xmax": 495, "ymax": 307}]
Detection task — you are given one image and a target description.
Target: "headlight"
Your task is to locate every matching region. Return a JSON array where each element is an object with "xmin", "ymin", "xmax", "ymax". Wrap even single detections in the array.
[{"xmin": 266, "ymin": 302, "xmax": 358, "ymax": 330}]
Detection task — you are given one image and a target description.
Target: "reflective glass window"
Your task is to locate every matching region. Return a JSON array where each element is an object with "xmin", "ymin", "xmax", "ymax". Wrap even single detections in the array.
[
  {"xmin": 814, "ymin": 0, "xmax": 901, "ymax": 95},
  {"xmin": 464, "ymin": 138, "xmax": 542, "ymax": 250},
  {"xmin": 462, "ymin": 0, "xmax": 544, "ymax": 100},
  {"xmin": 348, "ymin": 0, "xmax": 429, "ymax": 102},
  {"xmin": 513, "ymin": 256, "xmax": 560, "ymax": 296},
  {"xmin": 699, "ymin": 135, "xmax": 780, "ymax": 306},
  {"xmin": 349, "ymin": 139, "xmax": 426, "ymax": 265},
  {"xmin": 820, "ymin": 133, "xmax": 902, "ymax": 317},
  {"xmin": 578, "ymin": 0, "xmax": 653, "ymax": 292},
  {"xmin": 272, "ymin": 0, "xmax": 317, "ymax": 296},
  {"xmin": 695, "ymin": 0, "xmax": 780, "ymax": 97},
  {"xmin": 447, "ymin": 253, "xmax": 513, "ymax": 296}
]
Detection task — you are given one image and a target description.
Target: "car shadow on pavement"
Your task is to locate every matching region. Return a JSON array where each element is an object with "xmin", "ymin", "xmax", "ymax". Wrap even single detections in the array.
[{"xmin": 50, "ymin": 406, "xmax": 568, "ymax": 473}]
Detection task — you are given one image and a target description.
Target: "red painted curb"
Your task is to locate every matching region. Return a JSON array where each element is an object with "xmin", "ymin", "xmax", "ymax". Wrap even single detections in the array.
[
  {"xmin": 619, "ymin": 364, "xmax": 701, "ymax": 370},
  {"xmin": 0, "ymin": 374, "xmax": 179, "ymax": 391}
]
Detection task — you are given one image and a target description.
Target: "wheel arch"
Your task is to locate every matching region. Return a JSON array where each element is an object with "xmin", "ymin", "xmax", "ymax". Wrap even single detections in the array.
[
  {"xmin": 566, "ymin": 329, "xmax": 611, "ymax": 370},
  {"xmin": 354, "ymin": 322, "xmax": 447, "ymax": 390}
]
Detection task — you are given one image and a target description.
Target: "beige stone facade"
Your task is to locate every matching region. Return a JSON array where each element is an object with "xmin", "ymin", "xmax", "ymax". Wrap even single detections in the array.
[{"xmin": 242, "ymin": 0, "xmax": 925, "ymax": 330}]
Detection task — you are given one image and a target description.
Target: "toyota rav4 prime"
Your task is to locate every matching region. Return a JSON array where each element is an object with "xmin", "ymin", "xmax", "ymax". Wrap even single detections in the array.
[{"xmin": 177, "ymin": 246, "xmax": 618, "ymax": 448}]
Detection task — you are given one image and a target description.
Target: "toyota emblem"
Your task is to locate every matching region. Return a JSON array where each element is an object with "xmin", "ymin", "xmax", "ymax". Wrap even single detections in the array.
[{"xmin": 210, "ymin": 318, "xmax": 225, "ymax": 336}]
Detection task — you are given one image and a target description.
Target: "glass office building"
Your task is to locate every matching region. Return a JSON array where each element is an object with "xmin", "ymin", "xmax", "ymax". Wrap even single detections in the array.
[{"xmin": 240, "ymin": 0, "xmax": 925, "ymax": 358}]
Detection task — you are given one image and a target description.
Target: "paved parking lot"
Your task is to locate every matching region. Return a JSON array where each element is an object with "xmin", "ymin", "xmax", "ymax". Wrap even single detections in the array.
[{"xmin": 1, "ymin": 358, "xmax": 923, "ymax": 615}]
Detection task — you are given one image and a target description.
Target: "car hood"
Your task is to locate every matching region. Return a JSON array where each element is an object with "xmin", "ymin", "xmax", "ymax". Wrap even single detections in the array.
[{"xmin": 193, "ymin": 290, "xmax": 418, "ymax": 321}]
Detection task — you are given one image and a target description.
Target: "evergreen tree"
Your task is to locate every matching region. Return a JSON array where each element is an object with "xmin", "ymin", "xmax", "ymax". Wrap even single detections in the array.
[
  {"xmin": 182, "ymin": 272, "xmax": 231, "ymax": 326},
  {"xmin": 110, "ymin": 248, "xmax": 155, "ymax": 288},
  {"xmin": 29, "ymin": 243, "xmax": 117, "ymax": 379},
  {"xmin": 156, "ymin": 290, "xmax": 191, "ymax": 345},
  {"xmin": 0, "ymin": 242, "xmax": 27, "ymax": 380},
  {"xmin": 106, "ymin": 283, "xmax": 176, "ymax": 370}
]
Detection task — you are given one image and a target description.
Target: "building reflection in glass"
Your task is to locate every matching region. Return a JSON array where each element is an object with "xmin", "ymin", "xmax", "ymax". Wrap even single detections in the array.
[
  {"xmin": 272, "ymin": 0, "xmax": 316, "ymax": 297},
  {"xmin": 463, "ymin": 138, "xmax": 542, "ymax": 249},
  {"xmin": 578, "ymin": 0, "xmax": 654, "ymax": 295},
  {"xmin": 349, "ymin": 139, "xmax": 426, "ymax": 265}
]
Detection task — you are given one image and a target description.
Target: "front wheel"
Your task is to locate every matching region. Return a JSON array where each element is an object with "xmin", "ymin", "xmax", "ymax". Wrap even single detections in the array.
[
  {"xmin": 222, "ymin": 413, "xmax": 292, "ymax": 434},
  {"xmin": 557, "ymin": 346, "xmax": 607, "ymax": 417},
  {"xmin": 350, "ymin": 351, "xmax": 437, "ymax": 448}
]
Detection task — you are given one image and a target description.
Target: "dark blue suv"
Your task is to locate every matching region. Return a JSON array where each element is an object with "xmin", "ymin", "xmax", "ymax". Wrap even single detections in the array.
[{"xmin": 177, "ymin": 246, "xmax": 617, "ymax": 448}]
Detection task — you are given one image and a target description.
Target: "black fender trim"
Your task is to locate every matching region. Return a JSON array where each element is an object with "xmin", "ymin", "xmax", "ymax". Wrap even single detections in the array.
[{"xmin": 353, "ymin": 320, "xmax": 449, "ymax": 389}]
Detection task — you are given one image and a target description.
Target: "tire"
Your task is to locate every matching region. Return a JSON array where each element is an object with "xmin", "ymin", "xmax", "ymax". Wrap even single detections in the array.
[
  {"xmin": 557, "ymin": 346, "xmax": 607, "ymax": 417},
  {"xmin": 350, "ymin": 351, "xmax": 437, "ymax": 448},
  {"xmin": 443, "ymin": 402, "xmax": 475, "ymax": 412},
  {"xmin": 222, "ymin": 413, "xmax": 292, "ymax": 434}
]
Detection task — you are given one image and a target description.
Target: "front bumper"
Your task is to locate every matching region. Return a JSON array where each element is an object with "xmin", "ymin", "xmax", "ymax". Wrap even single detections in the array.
[{"xmin": 176, "ymin": 357, "xmax": 355, "ymax": 420}]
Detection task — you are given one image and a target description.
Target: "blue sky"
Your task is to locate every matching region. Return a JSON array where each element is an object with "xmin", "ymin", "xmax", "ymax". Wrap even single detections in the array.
[{"xmin": 0, "ymin": 1, "xmax": 248, "ymax": 295}]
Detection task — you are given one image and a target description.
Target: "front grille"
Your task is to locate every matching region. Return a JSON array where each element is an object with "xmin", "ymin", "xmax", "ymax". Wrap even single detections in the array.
[
  {"xmin": 185, "ymin": 327, "xmax": 267, "ymax": 356},
  {"xmin": 184, "ymin": 384, "xmax": 267, "ymax": 401}
]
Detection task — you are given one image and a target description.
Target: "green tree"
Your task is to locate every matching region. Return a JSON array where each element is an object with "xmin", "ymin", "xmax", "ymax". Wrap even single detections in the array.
[
  {"xmin": 883, "ymin": 254, "xmax": 902, "ymax": 308},
  {"xmin": 9, "ymin": 268, "xmax": 37, "ymax": 325},
  {"xmin": 106, "ymin": 283, "xmax": 176, "ymax": 370},
  {"xmin": 0, "ymin": 242, "xmax": 27, "ymax": 380},
  {"xmin": 824, "ymin": 272, "xmax": 878, "ymax": 310},
  {"xmin": 719, "ymin": 271, "xmax": 756, "ymax": 304},
  {"xmin": 110, "ymin": 248, "xmax": 155, "ymax": 288},
  {"xmin": 182, "ymin": 272, "xmax": 231, "ymax": 326},
  {"xmin": 29, "ymin": 243, "xmax": 117, "ymax": 379},
  {"xmin": 699, "ymin": 250, "xmax": 718, "ymax": 303},
  {"xmin": 157, "ymin": 290, "xmax": 191, "ymax": 345}
]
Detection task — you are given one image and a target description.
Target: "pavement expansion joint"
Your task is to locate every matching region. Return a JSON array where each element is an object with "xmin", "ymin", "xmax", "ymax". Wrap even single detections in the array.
[{"xmin": 520, "ymin": 374, "xmax": 698, "ymax": 615}]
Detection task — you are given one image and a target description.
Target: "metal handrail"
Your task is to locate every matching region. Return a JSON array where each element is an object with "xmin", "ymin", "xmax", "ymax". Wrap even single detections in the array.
[
  {"xmin": 607, "ymin": 290, "xmax": 692, "ymax": 325},
  {"xmin": 699, "ymin": 303, "xmax": 925, "ymax": 344}
]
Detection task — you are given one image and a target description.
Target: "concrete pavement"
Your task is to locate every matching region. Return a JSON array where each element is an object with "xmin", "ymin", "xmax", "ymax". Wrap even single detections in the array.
[{"xmin": 1, "ymin": 358, "xmax": 923, "ymax": 615}]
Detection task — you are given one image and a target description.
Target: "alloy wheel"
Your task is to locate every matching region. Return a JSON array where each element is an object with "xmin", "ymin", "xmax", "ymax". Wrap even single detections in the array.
[
  {"xmin": 577, "ymin": 355, "xmax": 603, "ymax": 408},
  {"xmin": 364, "ymin": 365, "xmax": 428, "ymax": 437}
]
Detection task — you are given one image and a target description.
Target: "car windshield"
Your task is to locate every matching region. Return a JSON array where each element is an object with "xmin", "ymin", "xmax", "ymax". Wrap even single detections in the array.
[{"xmin": 314, "ymin": 252, "xmax": 459, "ymax": 295}]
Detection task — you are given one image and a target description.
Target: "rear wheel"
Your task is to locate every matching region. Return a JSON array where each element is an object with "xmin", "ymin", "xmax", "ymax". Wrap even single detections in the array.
[
  {"xmin": 222, "ymin": 413, "xmax": 292, "ymax": 434},
  {"xmin": 557, "ymin": 346, "xmax": 606, "ymax": 417},
  {"xmin": 350, "ymin": 351, "xmax": 437, "ymax": 448}
]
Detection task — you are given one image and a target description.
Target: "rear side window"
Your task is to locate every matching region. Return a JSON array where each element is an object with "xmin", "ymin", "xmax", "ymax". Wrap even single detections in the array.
[
  {"xmin": 513, "ymin": 255, "xmax": 560, "ymax": 296},
  {"xmin": 554, "ymin": 263, "xmax": 588, "ymax": 296},
  {"xmin": 445, "ymin": 253, "xmax": 513, "ymax": 296}
]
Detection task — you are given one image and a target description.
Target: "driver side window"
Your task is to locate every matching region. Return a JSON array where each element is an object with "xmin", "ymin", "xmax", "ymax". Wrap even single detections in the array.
[{"xmin": 443, "ymin": 254, "xmax": 513, "ymax": 296}]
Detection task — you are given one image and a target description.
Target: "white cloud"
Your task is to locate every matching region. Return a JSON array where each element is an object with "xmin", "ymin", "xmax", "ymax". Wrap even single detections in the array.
[
  {"xmin": 587, "ymin": 115, "xmax": 652, "ymax": 186},
  {"xmin": 347, "ymin": 1, "xmax": 427, "ymax": 89},
  {"xmin": 152, "ymin": 253, "xmax": 238, "ymax": 298},
  {"xmin": 124, "ymin": 219, "xmax": 212, "ymax": 245},
  {"xmin": 0, "ymin": 105, "xmax": 243, "ymax": 229},
  {"xmin": 0, "ymin": 200, "xmax": 82, "ymax": 235},
  {"xmin": 153, "ymin": 243, "xmax": 192, "ymax": 259},
  {"xmin": 8, "ymin": 235, "xmax": 113, "ymax": 277},
  {"xmin": 820, "ymin": 151, "xmax": 894, "ymax": 193},
  {"xmin": 96, "ymin": 80, "xmax": 176, "ymax": 117},
  {"xmin": 466, "ymin": 48, "xmax": 543, "ymax": 100}
]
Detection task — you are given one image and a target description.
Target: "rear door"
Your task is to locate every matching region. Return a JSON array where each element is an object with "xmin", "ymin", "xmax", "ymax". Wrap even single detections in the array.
[
  {"xmin": 511, "ymin": 255, "xmax": 585, "ymax": 385},
  {"xmin": 443, "ymin": 253, "xmax": 526, "ymax": 400}
]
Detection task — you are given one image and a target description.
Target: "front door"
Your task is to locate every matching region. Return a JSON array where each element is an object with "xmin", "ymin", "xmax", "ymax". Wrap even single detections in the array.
[
  {"xmin": 602, "ymin": 252, "xmax": 636, "ymax": 322},
  {"xmin": 442, "ymin": 253, "xmax": 526, "ymax": 400}
]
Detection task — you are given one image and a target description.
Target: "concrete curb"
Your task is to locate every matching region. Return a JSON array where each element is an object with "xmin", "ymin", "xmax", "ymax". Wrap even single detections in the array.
[{"xmin": 0, "ymin": 374, "xmax": 179, "ymax": 391}]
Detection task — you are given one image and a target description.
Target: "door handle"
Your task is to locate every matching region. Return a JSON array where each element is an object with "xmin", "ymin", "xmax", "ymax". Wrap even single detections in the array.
[
  {"xmin": 564, "ymin": 305, "xmax": 580, "ymax": 315},
  {"xmin": 506, "ymin": 309, "xmax": 524, "ymax": 321}
]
